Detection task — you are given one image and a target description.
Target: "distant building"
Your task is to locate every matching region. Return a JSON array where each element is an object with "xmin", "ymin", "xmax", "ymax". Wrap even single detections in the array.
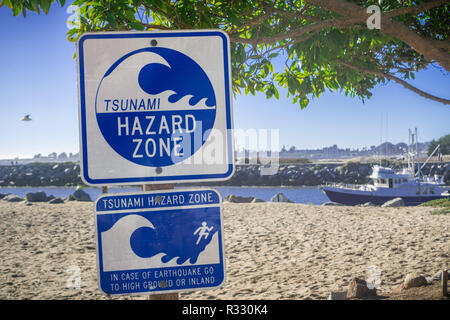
[
  {"xmin": 277, "ymin": 141, "xmax": 429, "ymax": 160},
  {"xmin": 0, "ymin": 152, "xmax": 80, "ymax": 165}
]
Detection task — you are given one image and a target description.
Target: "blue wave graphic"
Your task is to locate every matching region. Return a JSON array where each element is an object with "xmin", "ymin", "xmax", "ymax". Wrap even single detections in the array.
[
  {"xmin": 129, "ymin": 208, "xmax": 219, "ymax": 265},
  {"xmin": 97, "ymin": 47, "xmax": 217, "ymax": 167},
  {"xmin": 137, "ymin": 47, "xmax": 216, "ymax": 107},
  {"xmin": 102, "ymin": 46, "xmax": 216, "ymax": 108}
]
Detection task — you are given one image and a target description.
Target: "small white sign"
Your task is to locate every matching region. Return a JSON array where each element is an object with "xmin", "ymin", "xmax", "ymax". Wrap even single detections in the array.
[
  {"xmin": 94, "ymin": 189, "xmax": 225, "ymax": 295},
  {"xmin": 76, "ymin": 30, "xmax": 234, "ymax": 185}
]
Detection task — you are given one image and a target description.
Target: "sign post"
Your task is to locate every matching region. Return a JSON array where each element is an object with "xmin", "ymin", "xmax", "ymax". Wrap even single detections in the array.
[{"xmin": 142, "ymin": 183, "xmax": 177, "ymax": 300}]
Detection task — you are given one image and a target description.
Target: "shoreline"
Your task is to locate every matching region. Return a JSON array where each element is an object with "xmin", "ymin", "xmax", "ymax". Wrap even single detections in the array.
[{"xmin": 0, "ymin": 185, "xmax": 330, "ymax": 206}]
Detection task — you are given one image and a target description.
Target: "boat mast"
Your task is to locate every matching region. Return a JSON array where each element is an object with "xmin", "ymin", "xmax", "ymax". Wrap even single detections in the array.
[
  {"xmin": 415, "ymin": 127, "xmax": 422, "ymax": 178},
  {"xmin": 409, "ymin": 128, "xmax": 415, "ymax": 174},
  {"xmin": 408, "ymin": 128, "xmax": 411, "ymax": 172}
]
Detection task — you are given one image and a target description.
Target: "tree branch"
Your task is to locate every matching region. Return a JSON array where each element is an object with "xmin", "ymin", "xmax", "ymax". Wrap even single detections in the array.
[
  {"xmin": 140, "ymin": 1, "xmax": 191, "ymax": 29},
  {"xmin": 304, "ymin": 0, "xmax": 450, "ymax": 71},
  {"xmin": 142, "ymin": 23, "xmax": 173, "ymax": 31},
  {"xmin": 269, "ymin": 5, "xmax": 322, "ymax": 23},
  {"xmin": 381, "ymin": 20, "xmax": 450, "ymax": 71},
  {"xmin": 304, "ymin": 0, "xmax": 364, "ymax": 18},
  {"xmin": 229, "ymin": 15, "xmax": 361, "ymax": 45},
  {"xmin": 430, "ymin": 39, "xmax": 450, "ymax": 53},
  {"xmin": 384, "ymin": 0, "xmax": 448, "ymax": 19},
  {"xmin": 338, "ymin": 59, "xmax": 450, "ymax": 105},
  {"xmin": 243, "ymin": 40, "xmax": 294, "ymax": 65}
]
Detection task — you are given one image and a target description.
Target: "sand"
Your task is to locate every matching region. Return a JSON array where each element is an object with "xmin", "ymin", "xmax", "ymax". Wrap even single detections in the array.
[{"xmin": 0, "ymin": 200, "xmax": 448, "ymax": 300}]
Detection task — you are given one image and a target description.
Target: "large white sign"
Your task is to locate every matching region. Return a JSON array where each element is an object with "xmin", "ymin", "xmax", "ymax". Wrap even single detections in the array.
[{"xmin": 76, "ymin": 30, "xmax": 234, "ymax": 185}]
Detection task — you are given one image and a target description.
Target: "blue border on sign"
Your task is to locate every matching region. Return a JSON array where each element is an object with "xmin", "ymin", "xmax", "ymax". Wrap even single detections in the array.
[
  {"xmin": 96, "ymin": 208, "xmax": 225, "ymax": 295},
  {"xmin": 96, "ymin": 189, "xmax": 221, "ymax": 212},
  {"xmin": 94, "ymin": 189, "xmax": 225, "ymax": 295},
  {"xmin": 77, "ymin": 31, "xmax": 234, "ymax": 185}
]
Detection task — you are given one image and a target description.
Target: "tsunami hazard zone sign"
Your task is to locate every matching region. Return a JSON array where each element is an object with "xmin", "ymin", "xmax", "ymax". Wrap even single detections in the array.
[
  {"xmin": 76, "ymin": 30, "xmax": 234, "ymax": 185},
  {"xmin": 94, "ymin": 189, "xmax": 225, "ymax": 295}
]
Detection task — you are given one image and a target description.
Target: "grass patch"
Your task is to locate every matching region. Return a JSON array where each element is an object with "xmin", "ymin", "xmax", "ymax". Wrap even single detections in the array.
[
  {"xmin": 430, "ymin": 208, "xmax": 449, "ymax": 215},
  {"xmin": 420, "ymin": 197, "xmax": 450, "ymax": 215},
  {"xmin": 419, "ymin": 198, "xmax": 450, "ymax": 208},
  {"xmin": 277, "ymin": 158, "xmax": 312, "ymax": 164}
]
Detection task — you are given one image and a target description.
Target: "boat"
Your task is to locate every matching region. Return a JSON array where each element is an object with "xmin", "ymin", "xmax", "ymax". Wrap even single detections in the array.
[{"xmin": 322, "ymin": 129, "xmax": 450, "ymax": 206}]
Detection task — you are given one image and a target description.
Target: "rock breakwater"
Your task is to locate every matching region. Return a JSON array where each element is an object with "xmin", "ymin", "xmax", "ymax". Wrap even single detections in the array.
[{"xmin": 0, "ymin": 161, "xmax": 449, "ymax": 187}]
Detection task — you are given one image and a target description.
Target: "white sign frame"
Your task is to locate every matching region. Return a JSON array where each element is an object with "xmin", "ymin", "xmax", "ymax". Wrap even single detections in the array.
[
  {"xmin": 94, "ymin": 188, "xmax": 226, "ymax": 295},
  {"xmin": 76, "ymin": 30, "xmax": 234, "ymax": 185}
]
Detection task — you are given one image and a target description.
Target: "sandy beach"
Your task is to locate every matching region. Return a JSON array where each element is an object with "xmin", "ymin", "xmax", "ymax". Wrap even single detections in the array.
[{"xmin": 0, "ymin": 201, "xmax": 448, "ymax": 300}]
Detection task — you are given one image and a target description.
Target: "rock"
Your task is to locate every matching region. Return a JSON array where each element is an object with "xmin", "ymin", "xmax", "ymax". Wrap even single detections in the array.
[
  {"xmin": 25, "ymin": 191, "xmax": 48, "ymax": 202},
  {"xmin": 225, "ymin": 195, "xmax": 254, "ymax": 203},
  {"xmin": 270, "ymin": 193, "xmax": 293, "ymax": 203},
  {"xmin": 425, "ymin": 276, "xmax": 434, "ymax": 284},
  {"xmin": 251, "ymin": 198, "xmax": 265, "ymax": 203},
  {"xmin": 381, "ymin": 197, "xmax": 405, "ymax": 207},
  {"xmin": 346, "ymin": 278, "xmax": 377, "ymax": 299},
  {"xmin": 2, "ymin": 194, "xmax": 24, "ymax": 202},
  {"xmin": 65, "ymin": 194, "xmax": 76, "ymax": 201},
  {"xmin": 72, "ymin": 189, "xmax": 92, "ymax": 202},
  {"xmin": 432, "ymin": 270, "xmax": 444, "ymax": 281},
  {"xmin": 328, "ymin": 291, "xmax": 347, "ymax": 300},
  {"xmin": 358, "ymin": 165, "xmax": 370, "ymax": 176},
  {"xmin": 392, "ymin": 283, "xmax": 404, "ymax": 293},
  {"xmin": 403, "ymin": 273, "xmax": 427, "ymax": 289},
  {"xmin": 362, "ymin": 202, "xmax": 375, "ymax": 207},
  {"xmin": 321, "ymin": 201, "xmax": 344, "ymax": 206},
  {"xmin": 49, "ymin": 197, "xmax": 64, "ymax": 204}
]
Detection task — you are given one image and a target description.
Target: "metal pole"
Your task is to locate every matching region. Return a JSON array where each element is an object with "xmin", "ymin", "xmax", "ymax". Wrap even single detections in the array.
[
  {"xmin": 420, "ymin": 144, "xmax": 440, "ymax": 173},
  {"xmin": 408, "ymin": 129, "xmax": 411, "ymax": 171},
  {"xmin": 443, "ymin": 270, "xmax": 448, "ymax": 299},
  {"xmin": 142, "ymin": 183, "xmax": 179, "ymax": 300},
  {"xmin": 415, "ymin": 127, "xmax": 420, "ymax": 176}
]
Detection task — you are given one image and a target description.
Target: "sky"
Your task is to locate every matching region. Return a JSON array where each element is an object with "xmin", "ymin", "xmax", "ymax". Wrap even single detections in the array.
[{"xmin": 0, "ymin": 3, "xmax": 449, "ymax": 159}]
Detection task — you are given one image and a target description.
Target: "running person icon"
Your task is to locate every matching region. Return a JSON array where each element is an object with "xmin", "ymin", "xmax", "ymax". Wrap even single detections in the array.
[{"xmin": 193, "ymin": 222, "xmax": 214, "ymax": 245}]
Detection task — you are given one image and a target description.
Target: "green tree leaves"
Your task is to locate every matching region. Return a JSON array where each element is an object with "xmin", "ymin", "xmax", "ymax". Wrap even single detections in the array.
[
  {"xmin": 0, "ymin": 0, "xmax": 62, "ymax": 16},
  {"xmin": 428, "ymin": 134, "xmax": 450, "ymax": 155},
  {"xmin": 5, "ymin": 0, "xmax": 449, "ymax": 107}
]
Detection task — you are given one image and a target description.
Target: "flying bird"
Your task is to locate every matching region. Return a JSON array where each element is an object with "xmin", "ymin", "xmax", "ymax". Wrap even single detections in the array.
[{"xmin": 21, "ymin": 114, "xmax": 32, "ymax": 121}]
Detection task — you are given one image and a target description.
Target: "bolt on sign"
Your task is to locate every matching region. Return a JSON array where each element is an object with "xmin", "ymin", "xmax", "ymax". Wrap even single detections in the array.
[{"xmin": 76, "ymin": 30, "xmax": 234, "ymax": 185}]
